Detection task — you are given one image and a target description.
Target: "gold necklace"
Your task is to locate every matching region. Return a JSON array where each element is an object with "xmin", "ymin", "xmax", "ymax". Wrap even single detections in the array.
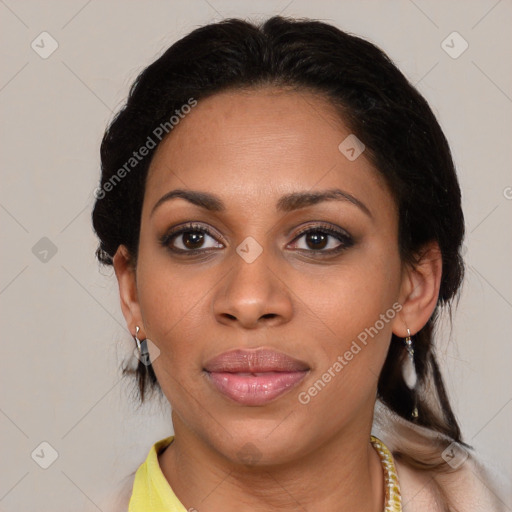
[{"xmin": 370, "ymin": 435, "xmax": 402, "ymax": 512}]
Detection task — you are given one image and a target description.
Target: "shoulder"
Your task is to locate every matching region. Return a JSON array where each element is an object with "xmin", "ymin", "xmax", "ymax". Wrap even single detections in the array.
[
  {"xmin": 373, "ymin": 400, "xmax": 508, "ymax": 512},
  {"xmin": 394, "ymin": 458, "xmax": 444, "ymax": 512},
  {"xmin": 395, "ymin": 454, "xmax": 508, "ymax": 512}
]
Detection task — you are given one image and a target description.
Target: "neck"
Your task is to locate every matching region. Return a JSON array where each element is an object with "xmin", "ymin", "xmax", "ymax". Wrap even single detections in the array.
[{"xmin": 159, "ymin": 413, "xmax": 384, "ymax": 512}]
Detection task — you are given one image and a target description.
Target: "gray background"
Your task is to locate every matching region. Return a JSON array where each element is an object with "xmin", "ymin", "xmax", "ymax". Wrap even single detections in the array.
[{"xmin": 0, "ymin": 1, "xmax": 511, "ymax": 510}]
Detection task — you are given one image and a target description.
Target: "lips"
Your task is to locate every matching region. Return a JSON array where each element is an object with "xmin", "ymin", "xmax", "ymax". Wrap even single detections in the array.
[{"xmin": 203, "ymin": 348, "xmax": 309, "ymax": 406}]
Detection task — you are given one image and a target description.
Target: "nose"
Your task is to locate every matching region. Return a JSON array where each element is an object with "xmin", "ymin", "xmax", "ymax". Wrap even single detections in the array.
[{"xmin": 212, "ymin": 247, "xmax": 293, "ymax": 329}]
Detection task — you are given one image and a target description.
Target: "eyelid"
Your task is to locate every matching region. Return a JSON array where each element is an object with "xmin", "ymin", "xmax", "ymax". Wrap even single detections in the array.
[
  {"xmin": 287, "ymin": 222, "xmax": 354, "ymax": 253},
  {"xmin": 163, "ymin": 222, "xmax": 224, "ymax": 241},
  {"xmin": 159, "ymin": 222, "xmax": 226, "ymax": 252},
  {"xmin": 291, "ymin": 221, "xmax": 352, "ymax": 240}
]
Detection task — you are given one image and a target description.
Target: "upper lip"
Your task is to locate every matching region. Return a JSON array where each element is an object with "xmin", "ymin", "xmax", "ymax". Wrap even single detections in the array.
[{"xmin": 203, "ymin": 348, "xmax": 310, "ymax": 373}]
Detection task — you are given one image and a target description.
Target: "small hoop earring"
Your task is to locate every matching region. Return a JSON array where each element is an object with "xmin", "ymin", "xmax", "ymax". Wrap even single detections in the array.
[
  {"xmin": 403, "ymin": 328, "xmax": 419, "ymax": 420},
  {"xmin": 134, "ymin": 326, "xmax": 151, "ymax": 367}
]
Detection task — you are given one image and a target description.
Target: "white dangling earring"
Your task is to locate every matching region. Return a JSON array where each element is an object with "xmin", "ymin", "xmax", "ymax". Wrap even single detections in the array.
[
  {"xmin": 403, "ymin": 329, "xmax": 417, "ymax": 388},
  {"xmin": 403, "ymin": 328, "xmax": 419, "ymax": 419}
]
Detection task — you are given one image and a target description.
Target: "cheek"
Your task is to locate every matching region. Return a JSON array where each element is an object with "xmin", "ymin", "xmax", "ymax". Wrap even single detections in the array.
[
  {"xmin": 135, "ymin": 224, "xmax": 206, "ymax": 330},
  {"xmin": 296, "ymin": 249, "xmax": 401, "ymax": 344},
  {"xmin": 294, "ymin": 247, "xmax": 401, "ymax": 397},
  {"xmin": 135, "ymin": 264, "xmax": 208, "ymax": 408},
  {"xmin": 135, "ymin": 255, "xmax": 231, "ymax": 402}
]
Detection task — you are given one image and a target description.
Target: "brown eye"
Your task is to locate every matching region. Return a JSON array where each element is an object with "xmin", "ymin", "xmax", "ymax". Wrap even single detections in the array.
[
  {"xmin": 303, "ymin": 231, "xmax": 329, "ymax": 250},
  {"xmin": 161, "ymin": 223, "xmax": 224, "ymax": 253},
  {"xmin": 181, "ymin": 231, "xmax": 206, "ymax": 250},
  {"xmin": 288, "ymin": 225, "xmax": 354, "ymax": 254}
]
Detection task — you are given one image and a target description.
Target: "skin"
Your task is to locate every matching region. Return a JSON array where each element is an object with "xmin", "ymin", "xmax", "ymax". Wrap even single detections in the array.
[{"xmin": 113, "ymin": 87, "xmax": 442, "ymax": 512}]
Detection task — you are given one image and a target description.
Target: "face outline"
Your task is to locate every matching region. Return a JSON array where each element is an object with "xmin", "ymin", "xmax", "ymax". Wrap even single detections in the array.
[{"xmin": 113, "ymin": 87, "xmax": 441, "ymax": 466}]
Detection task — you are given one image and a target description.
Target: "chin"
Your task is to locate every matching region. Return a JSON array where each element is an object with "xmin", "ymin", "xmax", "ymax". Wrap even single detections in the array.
[{"xmin": 209, "ymin": 422, "xmax": 304, "ymax": 467}]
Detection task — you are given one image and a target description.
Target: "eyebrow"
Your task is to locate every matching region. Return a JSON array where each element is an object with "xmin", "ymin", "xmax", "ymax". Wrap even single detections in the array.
[{"xmin": 150, "ymin": 188, "xmax": 372, "ymax": 218}]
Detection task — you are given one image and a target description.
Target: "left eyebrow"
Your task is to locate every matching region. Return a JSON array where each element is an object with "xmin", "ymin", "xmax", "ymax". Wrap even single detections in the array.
[
  {"xmin": 150, "ymin": 187, "xmax": 372, "ymax": 219},
  {"xmin": 276, "ymin": 188, "xmax": 372, "ymax": 218}
]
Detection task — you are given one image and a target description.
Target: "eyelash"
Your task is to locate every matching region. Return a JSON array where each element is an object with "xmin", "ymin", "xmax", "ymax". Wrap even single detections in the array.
[{"xmin": 159, "ymin": 222, "xmax": 354, "ymax": 256}]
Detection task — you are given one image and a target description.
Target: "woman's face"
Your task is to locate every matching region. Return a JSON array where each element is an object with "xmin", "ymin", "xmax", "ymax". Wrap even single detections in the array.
[{"xmin": 120, "ymin": 88, "xmax": 410, "ymax": 463}]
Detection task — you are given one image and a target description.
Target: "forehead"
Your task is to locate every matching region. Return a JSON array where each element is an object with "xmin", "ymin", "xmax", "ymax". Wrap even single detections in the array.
[{"xmin": 144, "ymin": 87, "xmax": 389, "ymax": 213}]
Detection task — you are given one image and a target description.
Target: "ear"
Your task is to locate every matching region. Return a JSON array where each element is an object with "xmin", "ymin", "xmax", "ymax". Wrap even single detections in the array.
[
  {"xmin": 113, "ymin": 245, "xmax": 145, "ymax": 338},
  {"xmin": 391, "ymin": 241, "xmax": 443, "ymax": 337}
]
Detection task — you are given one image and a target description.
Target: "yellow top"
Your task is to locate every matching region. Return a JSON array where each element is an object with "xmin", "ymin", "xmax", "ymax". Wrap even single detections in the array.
[
  {"xmin": 128, "ymin": 435, "xmax": 401, "ymax": 512},
  {"xmin": 128, "ymin": 436, "xmax": 186, "ymax": 512}
]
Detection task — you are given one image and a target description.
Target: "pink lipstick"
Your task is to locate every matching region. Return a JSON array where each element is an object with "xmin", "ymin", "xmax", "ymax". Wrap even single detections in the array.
[{"xmin": 203, "ymin": 348, "xmax": 309, "ymax": 406}]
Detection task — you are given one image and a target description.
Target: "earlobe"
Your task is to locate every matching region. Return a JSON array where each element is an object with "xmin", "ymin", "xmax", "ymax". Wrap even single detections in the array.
[
  {"xmin": 113, "ymin": 245, "xmax": 142, "ymax": 336},
  {"xmin": 392, "ymin": 241, "xmax": 443, "ymax": 337}
]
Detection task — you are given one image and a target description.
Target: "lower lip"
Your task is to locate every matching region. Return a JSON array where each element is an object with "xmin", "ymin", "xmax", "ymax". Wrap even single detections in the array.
[{"xmin": 205, "ymin": 371, "xmax": 308, "ymax": 405}]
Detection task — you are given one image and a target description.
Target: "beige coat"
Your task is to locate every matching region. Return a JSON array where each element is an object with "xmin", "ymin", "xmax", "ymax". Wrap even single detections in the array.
[{"xmin": 372, "ymin": 400, "xmax": 509, "ymax": 511}]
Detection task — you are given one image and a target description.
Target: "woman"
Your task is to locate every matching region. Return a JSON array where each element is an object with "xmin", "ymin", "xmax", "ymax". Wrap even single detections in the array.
[{"xmin": 92, "ymin": 16, "xmax": 504, "ymax": 512}]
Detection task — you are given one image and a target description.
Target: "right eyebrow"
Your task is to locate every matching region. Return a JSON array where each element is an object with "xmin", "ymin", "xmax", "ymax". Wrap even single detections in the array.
[{"xmin": 150, "ymin": 189, "xmax": 225, "ymax": 217}]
